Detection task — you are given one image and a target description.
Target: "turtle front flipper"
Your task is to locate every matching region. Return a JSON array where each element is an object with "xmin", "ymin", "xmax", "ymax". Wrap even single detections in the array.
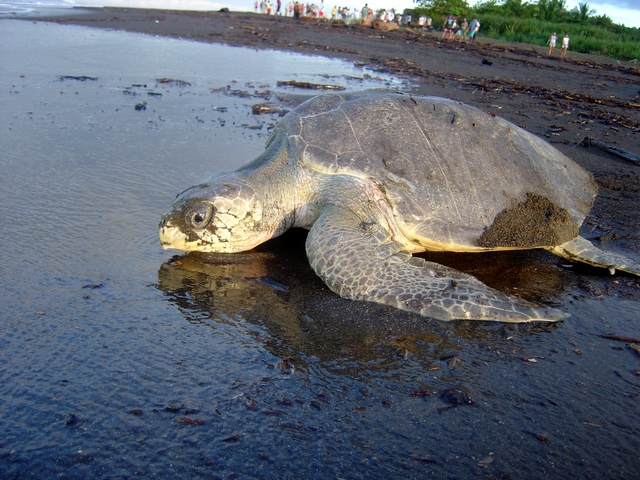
[
  {"xmin": 306, "ymin": 205, "xmax": 567, "ymax": 323},
  {"xmin": 547, "ymin": 236, "xmax": 640, "ymax": 275}
]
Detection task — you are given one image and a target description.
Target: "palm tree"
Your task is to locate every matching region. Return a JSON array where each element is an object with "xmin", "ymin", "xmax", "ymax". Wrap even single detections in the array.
[
  {"xmin": 504, "ymin": 0, "xmax": 527, "ymax": 17},
  {"xmin": 572, "ymin": 2, "xmax": 596, "ymax": 23},
  {"xmin": 536, "ymin": 0, "xmax": 567, "ymax": 22}
]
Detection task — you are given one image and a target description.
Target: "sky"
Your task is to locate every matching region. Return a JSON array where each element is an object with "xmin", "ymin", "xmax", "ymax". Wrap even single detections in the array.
[{"xmin": 71, "ymin": 0, "xmax": 640, "ymax": 28}]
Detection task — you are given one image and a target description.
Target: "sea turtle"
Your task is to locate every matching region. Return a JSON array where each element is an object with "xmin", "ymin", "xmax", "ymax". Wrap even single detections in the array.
[{"xmin": 159, "ymin": 90, "xmax": 639, "ymax": 322}]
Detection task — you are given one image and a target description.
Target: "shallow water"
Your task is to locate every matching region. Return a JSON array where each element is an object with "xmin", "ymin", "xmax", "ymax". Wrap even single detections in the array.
[{"xmin": 1, "ymin": 19, "xmax": 640, "ymax": 479}]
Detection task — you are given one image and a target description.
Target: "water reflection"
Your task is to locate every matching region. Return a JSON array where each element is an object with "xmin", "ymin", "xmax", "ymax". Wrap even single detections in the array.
[
  {"xmin": 422, "ymin": 249, "xmax": 575, "ymax": 305},
  {"xmin": 157, "ymin": 230, "xmax": 565, "ymax": 378}
]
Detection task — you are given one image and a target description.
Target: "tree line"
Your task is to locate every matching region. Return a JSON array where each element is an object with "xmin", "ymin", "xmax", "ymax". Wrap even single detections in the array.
[{"xmin": 411, "ymin": 0, "xmax": 640, "ymax": 59}]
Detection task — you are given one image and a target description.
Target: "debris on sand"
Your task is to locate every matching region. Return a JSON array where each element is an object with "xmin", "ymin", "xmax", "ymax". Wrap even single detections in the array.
[
  {"xmin": 177, "ymin": 417, "xmax": 204, "ymax": 425},
  {"xmin": 277, "ymin": 80, "xmax": 345, "ymax": 90},
  {"xmin": 602, "ymin": 334, "xmax": 640, "ymax": 357},
  {"xmin": 157, "ymin": 78, "xmax": 191, "ymax": 86},
  {"xmin": 601, "ymin": 333, "xmax": 640, "ymax": 343},
  {"xmin": 582, "ymin": 138, "xmax": 640, "ymax": 166},
  {"xmin": 59, "ymin": 75, "xmax": 98, "ymax": 81},
  {"xmin": 251, "ymin": 103, "xmax": 289, "ymax": 116}
]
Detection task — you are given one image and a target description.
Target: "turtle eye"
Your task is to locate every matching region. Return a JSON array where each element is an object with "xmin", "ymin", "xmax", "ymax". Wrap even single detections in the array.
[{"xmin": 185, "ymin": 204, "xmax": 213, "ymax": 230}]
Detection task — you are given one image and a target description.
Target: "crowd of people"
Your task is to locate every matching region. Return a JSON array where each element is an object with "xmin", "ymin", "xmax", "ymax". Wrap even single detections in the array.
[
  {"xmin": 251, "ymin": 3, "xmax": 474, "ymax": 35},
  {"xmin": 253, "ymin": 2, "xmax": 420, "ymax": 24},
  {"xmin": 440, "ymin": 14, "xmax": 480, "ymax": 42},
  {"xmin": 251, "ymin": 2, "xmax": 570, "ymax": 57},
  {"xmin": 254, "ymin": 1, "xmax": 348, "ymax": 19}
]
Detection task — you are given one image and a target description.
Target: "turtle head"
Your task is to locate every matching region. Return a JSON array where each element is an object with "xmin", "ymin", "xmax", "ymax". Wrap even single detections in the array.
[{"xmin": 159, "ymin": 173, "xmax": 265, "ymax": 253}]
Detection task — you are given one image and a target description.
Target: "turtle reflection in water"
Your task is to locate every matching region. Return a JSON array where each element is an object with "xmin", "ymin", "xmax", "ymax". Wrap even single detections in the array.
[{"xmin": 159, "ymin": 90, "xmax": 640, "ymax": 322}]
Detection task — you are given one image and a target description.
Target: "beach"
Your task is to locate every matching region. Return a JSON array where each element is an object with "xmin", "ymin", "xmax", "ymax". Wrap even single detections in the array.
[
  {"xmin": 1, "ymin": 8, "xmax": 639, "ymax": 478},
  {"xmin": 27, "ymin": 10, "xmax": 640, "ymax": 144}
]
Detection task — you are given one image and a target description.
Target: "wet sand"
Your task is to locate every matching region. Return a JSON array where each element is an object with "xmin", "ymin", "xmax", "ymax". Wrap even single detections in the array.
[{"xmin": 26, "ymin": 9, "xmax": 640, "ymax": 140}]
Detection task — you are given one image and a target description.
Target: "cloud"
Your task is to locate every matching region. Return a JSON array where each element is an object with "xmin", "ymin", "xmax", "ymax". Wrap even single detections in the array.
[
  {"xmin": 562, "ymin": 0, "xmax": 640, "ymax": 27},
  {"xmin": 587, "ymin": 0, "xmax": 640, "ymax": 11}
]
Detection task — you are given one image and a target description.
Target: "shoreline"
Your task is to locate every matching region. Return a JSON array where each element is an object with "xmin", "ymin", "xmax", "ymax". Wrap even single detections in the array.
[
  {"xmin": 14, "ymin": 9, "xmax": 639, "ymax": 137},
  {"xmin": 32, "ymin": 7, "xmax": 640, "ymax": 66},
  {"xmin": 29, "ymin": 7, "xmax": 640, "ymax": 68}
]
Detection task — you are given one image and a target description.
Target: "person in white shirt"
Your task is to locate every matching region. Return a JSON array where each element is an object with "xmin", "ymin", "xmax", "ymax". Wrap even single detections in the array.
[
  {"xmin": 560, "ymin": 34, "xmax": 570, "ymax": 58},
  {"xmin": 547, "ymin": 32, "xmax": 557, "ymax": 56}
]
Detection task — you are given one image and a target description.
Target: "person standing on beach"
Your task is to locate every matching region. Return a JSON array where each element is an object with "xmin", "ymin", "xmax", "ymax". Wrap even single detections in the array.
[
  {"xmin": 560, "ymin": 34, "xmax": 570, "ymax": 58},
  {"xmin": 459, "ymin": 18, "xmax": 469, "ymax": 42},
  {"xmin": 468, "ymin": 18, "xmax": 479, "ymax": 42},
  {"xmin": 547, "ymin": 32, "xmax": 557, "ymax": 56},
  {"xmin": 442, "ymin": 14, "xmax": 454, "ymax": 40}
]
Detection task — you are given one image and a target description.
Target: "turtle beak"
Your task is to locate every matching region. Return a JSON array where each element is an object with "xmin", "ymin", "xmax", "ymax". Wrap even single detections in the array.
[
  {"xmin": 159, "ymin": 216, "xmax": 190, "ymax": 251},
  {"xmin": 160, "ymin": 225, "xmax": 181, "ymax": 250}
]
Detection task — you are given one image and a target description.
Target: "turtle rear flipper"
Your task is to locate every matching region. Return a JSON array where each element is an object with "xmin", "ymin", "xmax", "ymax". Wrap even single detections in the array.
[
  {"xmin": 547, "ymin": 236, "xmax": 640, "ymax": 275},
  {"xmin": 306, "ymin": 205, "xmax": 568, "ymax": 323}
]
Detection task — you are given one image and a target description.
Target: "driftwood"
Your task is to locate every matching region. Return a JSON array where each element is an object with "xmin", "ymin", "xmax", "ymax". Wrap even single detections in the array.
[
  {"xmin": 58, "ymin": 75, "xmax": 97, "ymax": 81},
  {"xmin": 277, "ymin": 80, "xmax": 345, "ymax": 90},
  {"xmin": 251, "ymin": 103, "xmax": 288, "ymax": 116},
  {"xmin": 582, "ymin": 137, "xmax": 640, "ymax": 166},
  {"xmin": 157, "ymin": 78, "xmax": 191, "ymax": 86},
  {"xmin": 601, "ymin": 333, "xmax": 640, "ymax": 343}
]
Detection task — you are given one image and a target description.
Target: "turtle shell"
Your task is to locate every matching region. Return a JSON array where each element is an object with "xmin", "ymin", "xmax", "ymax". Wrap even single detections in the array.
[{"xmin": 276, "ymin": 90, "xmax": 596, "ymax": 251}]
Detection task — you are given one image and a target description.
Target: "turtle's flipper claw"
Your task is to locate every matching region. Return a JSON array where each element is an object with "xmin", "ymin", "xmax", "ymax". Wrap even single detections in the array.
[{"xmin": 548, "ymin": 236, "xmax": 640, "ymax": 276}]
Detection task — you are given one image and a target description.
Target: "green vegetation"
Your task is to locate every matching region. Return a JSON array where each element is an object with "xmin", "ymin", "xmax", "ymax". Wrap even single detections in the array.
[{"xmin": 412, "ymin": 0, "xmax": 640, "ymax": 59}]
